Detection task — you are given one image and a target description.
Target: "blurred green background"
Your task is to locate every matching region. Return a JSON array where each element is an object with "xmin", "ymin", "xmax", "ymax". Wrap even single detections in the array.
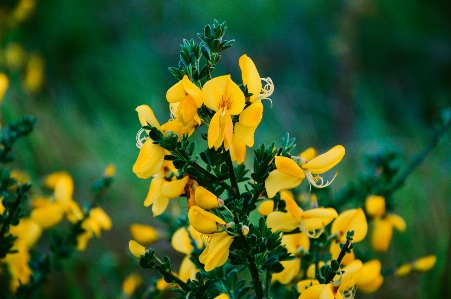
[{"xmin": 2, "ymin": 0, "xmax": 451, "ymax": 298}]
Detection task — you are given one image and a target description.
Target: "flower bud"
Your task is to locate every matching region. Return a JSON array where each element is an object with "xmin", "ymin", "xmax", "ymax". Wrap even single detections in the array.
[
  {"xmin": 365, "ymin": 195, "xmax": 386, "ymax": 218},
  {"xmin": 129, "ymin": 240, "xmax": 146, "ymax": 258},
  {"xmin": 195, "ymin": 186, "xmax": 221, "ymax": 210},
  {"xmin": 412, "ymin": 255, "xmax": 436, "ymax": 272},
  {"xmin": 226, "ymin": 222, "xmax": 236, "ymax": 229},
  {"xmin": 241, "ymin": 225, "xmax": 250, "ymax": 236}
]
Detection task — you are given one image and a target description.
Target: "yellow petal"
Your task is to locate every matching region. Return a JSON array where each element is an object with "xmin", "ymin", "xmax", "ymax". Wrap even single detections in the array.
[
  {"xmin": 230, "ymin": 134, "xmax": 246, "ymax": 164},
  {"xmin": 234, "ymin": 122, "xmax": 257, "ymax": 147},
  {"xmin": 301, "ymin": 145, "xmax": 345, "ymax": 174},
  {"xmin": 365, "ymin": 195, "xmax": 386, "ymax": 218},
  {"xmin": 319, "ymin": 283, "xmax": 343, "ymax": 299},
  {"xmin": 331, "ymin": 208, "xmax": 368, "ymax": 243},
  {"xmin": 358, "ymin": 274, "xmax": 383, "ymax": 293},
  {"xmin": 357, "ymin": 259, "xmax": 381, "ymax": 287},
  {"xmin": 132, "ymin": 139, "xmax": 165, "ymax": 179},
  {"xmin": 129, "ymin": 240, "xmax": 146, "ymax": 258},
  {"xmin": 122, "ymin": 273, "xmax": 142, "ymax": 295},
  {"xmin": 330, "ymin": 241, "xmax": 354, "ymax": 266},
  {"xmin": 44, "ymin": 171, "xmax": 70, "ymax": 189},
  {"xmin": 300, "ymin": 147, "xmax": 317, "ymax": 161},
  {"xmin": 257, "ymin": 200, "xmax": 274, "ymax": 216},
  {"xmin": 214, "ymin": 294, "xmax": 230, "ymax": 299},
  {"xmin": 195, "ymin": 186, "xmax": 220, "ymax": 210},
  {"xmin": 203, "ymin": 232, "xmax": 233, "ymax": 271},
  {"xmin": 202, "ymin": 75, "xmax": 229, "ymax": 111},
  {"xmin": 266, "ymin": 211, "xmax": 299, "ymax": 232},
  {"xmin": 302, "ymin": 208, "xmax": 338, "ymax": 230},
  {"xmin": 152, "ymin": 195, "xmax": 170, "ymax": 216},
  {"xmin": 223, "ymin": 109, "xmax": 233, "ymax": 150},
  {"xmin": 239, "ymin": 54, "xmax": 262, "ymax": 103},
  {"xmin": 54, "ymin": 174, "xmax": 74, "ymax": 208},
  {"xmin": 239, "ymin": 101, "xmax": 263, "ymax": 126},
  {"xmin": 171, "ymin": 227, "xmax": 193, "ymax": 255},
  {"xmin": 166, "ymin": 75, "xmax": 202, "ymax": 107},
  {"xmin": 176, "ymin": 95, "xmax": 199, "ymax": 125},
  {"xmin": 10, "ymin": 218, "xmax": 42, "ymax": 248},
  {"xmin": 208, "ymin": 110, "xmax": 222, "ymax": 149},
  {"xmin": 144, "ymin": 177, "xmax": 163, "ymax": 207},
  {"xmin": 306, "ymin": 262, "xmax": 324, "ymax": 279},
  {"xmin": 298, "ymin": 284, "xmax": 326, "ymax": 299},
  {"xmin": 30, "ymin": 203, "xmax": 64, "ymax": 229},
  {"xmin": 275, "ymin": 156, "xmax": 305, "ymax": 179},
  {"xmin": 336, "ymin": 259, "xmax": 362, "ymax": 291},
  {"xmin": 130, "ymin": 224, "xmax": 159, "ymax": 246},
  {"xmin": 90, "ymin": 207, "xmax": 112, "ymax": 231},
  {"xmin": 136, "ymin": 105, "xmax": 161, "ymax": 129},
  {"xmin": 284, "ymin": 193, "xmax": 303, "ymax": 223},
  {"xmin": 296, "ymin": 280, "xmax": 320, "ymax": 295},
  {"xmin": 0, "ymin": 73, "xmax": 9, "ymax": 102},
  {"xmin": 265, "ymin": 169, "xmax": 304, "ymax": 198},
  {"xmin": 161, "ymin": 119, "xmax": 198, "ymax": 137},
  {"xmin": 224, "ymin": 77, "xmax": 245, "ymax": 115},
  {"xmin": 188, "ymin": 206, "xmax": 225, "ymax": 234},
  {"xmin": 179, "ymin": 256, "xmax": 199, "ymax": 282},
  {"xmin": 273, "ymin": 259, "xmax": 300, "ymax": 284},
  {"xmin": 412, "ymin": 255, "xmax": 436, "ymax": 272},
  {"xmin": 386, "ymin": 214, "xmax": 406, "ymax": 231},
  {"xmin": 371, "ymin": 218, "xmax": 393, "ymax": 252},
  {"xmin": 161, "ymin": 176, "xmax": 189, "ymax": 198},
  {"xmin": 395, "ymin": 263, "xmax": 412, "ymax": 277}
]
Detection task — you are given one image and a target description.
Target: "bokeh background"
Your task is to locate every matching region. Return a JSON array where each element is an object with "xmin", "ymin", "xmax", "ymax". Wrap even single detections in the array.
[{"xmin": 1, "ymin": 0, "xmax": 451, "ymax": 298}]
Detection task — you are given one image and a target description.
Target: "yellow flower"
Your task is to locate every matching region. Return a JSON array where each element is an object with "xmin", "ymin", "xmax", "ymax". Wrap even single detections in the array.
[
  {"xmin": 144, "ymin": 175, "xmax": 189, "ymax": 216},
  {"xmin": 265, "ymin": 145, "xmax": 345, "ymax": 198},
  {"xmin": 412, "ymin": 255, "xmax": 436, "ymax": 272},
  {"xmin": 133, "ymin": 105, "xmax": 165, "ymax": 179},
  {"xmin": 233, "ymin": 55, "xmax": 274, "ymax": 149},
  {"xmin": 230, "ymin": 133, "xmax": 246, "ymax": 164},
  {"xmin": 76, "ymin": 207, "xmax": 112, "ymax": 251},
  {"xmin": 298, "ymin": 283, "xmax": 343, "ymax": 299},
  {"xmin": 356, "ymin": 259, "xmax": 384, "ymax": 293},
  {"xmin": 166, "ymin": 75, "xmax": 203, "ymax": 125},
  {"xmin": 273, "ymin": 259, "xmax": 301, "ymax": 285},
  {"xmin": 195, "ymin": 186, "xmax": 222, "ymax": 210},
  {"xmin": 329, "ymin": 241, "xmax": 354, "ymax": 266},
  {"xmin": 171, "ymin": 225, "xmax": 203, "ymax": 255},
  {"xmin": 104, "ymin": 164, "xmax": 116, "ymax": 177},
  {"xmin": 395, "ymin": 263, "xmax": 412, "ymax": 277},
  {"xmin": 257, "ymin": 199, "xmax": 274, "ymax": 216},
  {"xmin": 129, "ymin": 240, "xmax": 146, "ymax": 258},
  {"xmin": 202, "ymin": 75, "xmax": 245, "ymax": 150},
  {"xmin": 24, "ymin": 54, "xmax": 44, "ymax": 93},
  {"xmin": 334, "ymin": 259, "xmax": 362, "ymax": 292},
  {"xmin": 365, "ymin": 195, "xmax": 385, "ymax": 218},
  {"xmin": 188, "ymin": 206, "xmax": 226, "ymax": 234},
  {"xmin": 306, "ymin": 262, "xmax": 324, "ymax": 279},
  {"xmin": 199, "ymin": 232, "xmax": 233, "ymax": 271},
  {"xmin": 214, "ymin": 294, "xmax": 230, "ymax": 299},
  {"xmin": 130, "ymin": 224, "xmax": 159, "ymax": 246},
  {"xmin": 179, "ymin": 256, "xmax": 199, "ymax": 282},
  {"xmin": 0, "ymin": 73, "xmax": 9, "ymax": 104},
  {"xmin": 3, "ymin": 246, "xmax": 32, "ymax": 292},
  {"xmin": 9, "ymin": 218, "xmax": 42, "ymax": 248},
  {"xmin": 296, "ymin": 280, "xmax": 320, "ymax": 295},
  {"xmin": 370, "ymin": 214, "xmax": 405, "ymax": 252},
  {"xmin": 30, "ymin": 201, "xmax": 65, "ymax": 228},
  {"xmin": 122, "ymin": 273, "xmax": 142, "ymax": 295},
  {"xmin": 331, "ymin": 208, "xmax": 368, "ymax": 243}
]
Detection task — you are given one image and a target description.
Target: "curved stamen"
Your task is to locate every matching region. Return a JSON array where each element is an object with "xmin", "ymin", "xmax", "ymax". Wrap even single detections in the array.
[
  {"xmin": 341, "ymin": 287, "xmax": 356, "ymax": 299},
  {"xmin": 304, "ymin": 170, "xmax": 338, "ymax": 189},
  {"xmin": 300, "ymin": 220, "xmax": 324, "ymax": 238},
  {"xmin": 256, "ymin": 77, "xmax": 274, "ymax": 105},
  {"xmin": 136, "ymin": 128, "xmax": 148, "ymax": 149}
]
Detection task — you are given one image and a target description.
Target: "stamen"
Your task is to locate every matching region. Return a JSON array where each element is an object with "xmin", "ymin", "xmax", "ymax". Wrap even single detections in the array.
[
  {"xmin": 256, "ymin": 77, "xmax": 275, "ymax": 105},
  {"xmin": 136, "ymin": 128, "xmax": 148, "ymax": 149},
  {"xmin": 342, "ymin": 287, "xmax": 356, "ymax": 299},
  {"xmin": 304, "ymin": 170, "xmax": 338, "ymax": 189},
  {"xmin": 300, "ymin": 220, "xmax": 324, "ymax": 238}
]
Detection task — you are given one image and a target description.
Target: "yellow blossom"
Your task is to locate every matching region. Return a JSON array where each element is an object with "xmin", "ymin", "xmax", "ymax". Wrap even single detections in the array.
[
  {"xmin": 331, "ymin": 208, "xmax": 368, "ymax": 243},
  {"xmin": 395, "ymin": 263, "xmax": 412, "ymax": 277},
  {"xmin": 214, "ymin": 294, "xmax": 230, "ymax": 299},
  {"xmin": 122, "ymin": 273, "xmax": 142, "ymax": 295},
  {"xmin": 257, "ymin": 199, "xmax": 274, "ymax": 216},
  {"xmin": 297, "ymin": 280, "xmax": 320, "ymax": 295},
  {"xmin": 199, "ymin": 232, "xmax": 233, "ymax": 271},
  {"xmin": 130, "ymin": 224, "xmax": 159, "ymax": 246},
  {"xmin": 356, "ymin": 259, "xmax": 384, "ymax": 293},
  {"xmin": 179, "ymin": 256, "xmax": 199, "ymax": 282},
  {"xmin": 144, "ymin": 174, "xmax": 189, "ymax": 216},
  {"xmin": 365, "ymin": 195, "xmax": 385, "ymax": 218},
  {"xmin": 329, "ymin": 241, "xmax": 354, "ymax": 266},
  {"xmin": 195, "ymin": 186, "xmax": 221, "ymax": 210},
  {"xmin": 76, "ymin": 207, "xmax": 112, "ymax": 251},
  {"xmin": 104, "ymin": 164, "xmax": 116, "ymax": 177},
  {"xmin": 9, "ymin": 218, "xmax": 42, "ymax": 248},
  {"xmin": 24, "ymin": 54, "xmax": 44, "ymax": 93},
  {"xmin": 265, "ymin": 145, "xmax": 345, "ymax": 198},
  {"xmin": 171, "ymin": 225, "xmax": 203, "ymax": 255},
  {"xmin": 0, "ymin": 73, "xmax": 9, "ymax": 103},
  {"xmin": 412, "ymin": 255, "xmax": 436, "ymax": 272},
  {"xmin": 166, "ymin": 75, "xmax": 203, "ymax": 125},
  {"xmin": 129, "ymin": 240, "xmax": 146, "ymax": 258},
  {"xmin": 188, "ymin": 206, "xmax": 226, "ymax": 234},
  {"xmin": 298, "ymin": 283, "xmax": 343, "ymax": 299},
  {"xmin": 334, "ymin": 259, "xmax": 362, "ymax": 292},
  {"xmin": 273, "ymin": 259, "xmax": 301, "ymax": 285},
  {"xmin": 3, "ymin": 246, "xmax": 32, "ymax": 292},
  {"xmin": 202, "ymin": 75, "xmax": 245, "ymax": 150},
  {"xmin": 370, "ymin": 214, "xmax": 405, "ymax": 252},
  {"xmin": 230, "ymin": 133, "xmax": 246, "ymax": 164}
]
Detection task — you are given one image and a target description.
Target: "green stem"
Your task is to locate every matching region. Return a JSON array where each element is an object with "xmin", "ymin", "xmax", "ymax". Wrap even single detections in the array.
[
  {"xmin": 387, "ymin": 117, "xmax": 451, "ymax": 196},
  {"xmin": 265, "ymin": 269, "xmax": 271, "ymax": 298},
  {"xmin": 243, "ymin": 183, "xmax": 264, "ymax": 216},
  {"xmin": 326, "ymin": 239, "xmax": 352, "ymax": 283},
  {"xmin": 156, "ymin": 265, "xmax": 191, "ymax": 293},
  {"xmin": 249, "ymin": 256, "xmax": 265, "ymax": 299},
  {"xmin": 226, "ymin": 155, "xmax": 240, "ymax": 199}
]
